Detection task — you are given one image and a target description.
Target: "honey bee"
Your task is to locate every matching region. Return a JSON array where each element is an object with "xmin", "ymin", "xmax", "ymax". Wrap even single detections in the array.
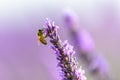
[{"xmin": 37, "ymin": 29, "xmax": 47, "ymax": 45}]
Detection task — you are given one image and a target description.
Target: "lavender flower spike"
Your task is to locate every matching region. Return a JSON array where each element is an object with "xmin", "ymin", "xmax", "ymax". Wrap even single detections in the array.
[
  {"xmin": 63, "ymin": 8, "xmax": 112, "ymax": 80},
  {"xmin": 37, "ymin": 19, "xmax": 87, "ymax": 80}
]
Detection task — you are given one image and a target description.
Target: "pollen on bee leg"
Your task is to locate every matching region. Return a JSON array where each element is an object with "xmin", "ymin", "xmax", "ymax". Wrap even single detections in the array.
[{"xmin": 37, "ymin": 37, "xmax": 41, "ymax": 46}]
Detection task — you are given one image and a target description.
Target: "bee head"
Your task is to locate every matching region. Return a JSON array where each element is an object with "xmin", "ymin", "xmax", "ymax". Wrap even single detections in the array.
[{"xmin": 37, "ymin": 29, "xmax": 44, "ymax": 36}]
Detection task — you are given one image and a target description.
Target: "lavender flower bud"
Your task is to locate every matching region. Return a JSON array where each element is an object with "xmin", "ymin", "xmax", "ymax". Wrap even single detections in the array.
[
  {"xmin": 63, "ymin": 7, "xmax": 80, "ymax": 32},
  {"xmin": 37, "ymin": 19, "xmax": 87, "ymax": 80}
]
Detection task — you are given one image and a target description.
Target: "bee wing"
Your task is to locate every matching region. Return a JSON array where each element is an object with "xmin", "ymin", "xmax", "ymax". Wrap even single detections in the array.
[
  {"xmin": 38, "ymin": 36, "xmax": 47, "ymax": 45},
  {"xmin": 37, "ymin": 36, "xmax": 41, "ymax": 45}
]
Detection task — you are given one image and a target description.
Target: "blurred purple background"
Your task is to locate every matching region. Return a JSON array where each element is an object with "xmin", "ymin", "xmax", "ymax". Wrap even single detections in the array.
[{"xmin": 0, "ymin": 0, "xmax": 120, "ymax": 80}]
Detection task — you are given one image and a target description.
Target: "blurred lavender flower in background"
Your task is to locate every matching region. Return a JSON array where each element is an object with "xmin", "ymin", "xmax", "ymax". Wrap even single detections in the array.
[
  {"xmin": 37, "ymin": 19, "xmax": 87, "ymax": 80},
  {"xmin": 63, "ymin": 8, "xmax": 112, "ymax": 80}
]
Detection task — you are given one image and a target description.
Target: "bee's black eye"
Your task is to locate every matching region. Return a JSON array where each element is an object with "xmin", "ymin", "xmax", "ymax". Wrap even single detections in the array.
[{"xmin": 38, "ymin": 29, "xmax": 43, "ymax": 32}]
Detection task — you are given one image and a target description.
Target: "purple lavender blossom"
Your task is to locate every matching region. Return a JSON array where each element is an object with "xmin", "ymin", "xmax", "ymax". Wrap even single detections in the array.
[
  {"xmin": 63, "ymin": 8, "xmax": 111, "ymax": 80},
  {"xmin": 37, "ymin": 19, "xmax": 87, "ymax": 80}
]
